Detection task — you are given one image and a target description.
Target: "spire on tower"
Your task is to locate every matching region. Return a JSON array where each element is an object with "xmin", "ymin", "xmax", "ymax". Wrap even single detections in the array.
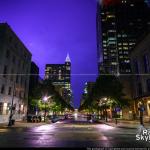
[{"xmin": 65, "ymin": 53, "xmax": 71, "ymax": 62}]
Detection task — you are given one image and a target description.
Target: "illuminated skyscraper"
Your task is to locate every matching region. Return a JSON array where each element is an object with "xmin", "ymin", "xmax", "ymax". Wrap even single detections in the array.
[
  {"xmin": 97, "ymin": 0, "xmax": 150, "ymax": 74},
  {"xmin": 45, "ymin": 54, "xmax": 72, "ymax": 104}
]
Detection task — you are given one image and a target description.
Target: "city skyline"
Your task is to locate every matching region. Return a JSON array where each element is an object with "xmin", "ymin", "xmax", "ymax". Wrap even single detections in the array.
[
  {"xmin": 1, "ymin": 0, "xmax": 150, "ymax": 148},
  {"xmin": 0, "ymin": 0, "xmax": 98, "ymax": 108}
]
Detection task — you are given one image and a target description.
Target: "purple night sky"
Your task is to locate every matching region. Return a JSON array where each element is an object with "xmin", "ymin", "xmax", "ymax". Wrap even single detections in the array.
[{"xmin": 0, "ymin": 0, "xmax": 98, "ymax": 108}]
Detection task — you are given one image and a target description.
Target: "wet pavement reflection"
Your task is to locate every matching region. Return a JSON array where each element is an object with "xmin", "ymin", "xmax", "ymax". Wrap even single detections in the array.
[{"xmin": 0, "ymin": 117, "xmax": 149, "ymax": 148}]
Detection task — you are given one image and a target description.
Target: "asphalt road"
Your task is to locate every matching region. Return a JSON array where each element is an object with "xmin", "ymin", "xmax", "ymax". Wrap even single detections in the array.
[{"xmin": 0, "ymin": 117, "xmax": 150, "ymax": 148}]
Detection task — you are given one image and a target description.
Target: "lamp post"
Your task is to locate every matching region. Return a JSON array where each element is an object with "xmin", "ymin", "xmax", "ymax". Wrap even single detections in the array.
[
  {"xmin": 8, "ymin": 83, "xmax": 16, "ymax": 126},
  {"xmin": 138, "ymin": 101, "xmax": 144, "ymax": 125},
  {"xmin": 43, "ymin": 96, "xmax": 48, "ymax": 122},
  {"xmin": 98, "ymin": 101, "xmax": 103, "ymax": 120},
  {"xmin": 103, "ymin": 97, "xmax": 108, "ymax": 122}
]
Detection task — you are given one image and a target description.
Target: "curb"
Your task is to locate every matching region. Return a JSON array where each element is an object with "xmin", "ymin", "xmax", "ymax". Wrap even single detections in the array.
[
  {"xmin": 0, "ymin": 122, "xmax": 49, "ymax": 129},
  {"xmin": 98, "ymin": 121, "xmax": 137, "ymax": 129}
]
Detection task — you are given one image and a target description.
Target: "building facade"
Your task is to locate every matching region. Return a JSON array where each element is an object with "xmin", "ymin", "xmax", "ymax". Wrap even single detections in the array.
[
  {"xmin": 0, "ymin": 23, "xmax": 32, "ymax": 123},
  {"xmin": 130, "ymin": 32, "xmax": 150, "ymax": 121},
  {"xmin": 97, "ymin": 0, "xmax": 150, "ymax": 74},
  {"xmin": 45, "ymin": 54, "xmax": 72, "ymax": 104},
  {"xmin": 28, "ymin": 61, "xmax": 39, "ymax": 113},
  {"xmin": 29, "ymin": 61, "xmax": 39, "ymax": 96}
]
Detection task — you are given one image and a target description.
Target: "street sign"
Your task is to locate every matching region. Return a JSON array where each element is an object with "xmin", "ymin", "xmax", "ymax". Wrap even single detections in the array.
[
  {"xmin": 115, "ymin": 107, "xmax": 121, "ymax": 112},
  {"xmin": 138, "ymin": 107, "xmax": 145, "ymax": 111}
]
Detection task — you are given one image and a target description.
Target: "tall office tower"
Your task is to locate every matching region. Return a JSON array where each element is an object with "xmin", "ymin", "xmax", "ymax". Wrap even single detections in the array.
[
  {"xmin": 97, "ymin": 0, "xmax": 150, "ymax": 74},
  {"xmin": 45, "ymin": 54, "xmax": 72, "ymax": 104}
]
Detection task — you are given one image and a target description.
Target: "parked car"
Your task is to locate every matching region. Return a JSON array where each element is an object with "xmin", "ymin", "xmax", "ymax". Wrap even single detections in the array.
[
  {"xmin": 27, "ymin": 115, "xmax": 42, "ymax": 123},
  {"xmin": 51, "ymin": 117, "xmax": 60, "ymax": 123},
  {"xmin": 27, "ymin": 115, "xmax": 33, "ymax": 122}
]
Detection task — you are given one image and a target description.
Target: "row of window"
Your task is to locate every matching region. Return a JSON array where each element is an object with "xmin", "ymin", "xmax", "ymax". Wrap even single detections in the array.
[
  {"xmin": 3, "ymin": 65, "xmax": 27, "ymax": 88},
  {"xmin": 0, "ymin": 85, "xmax": 25, "ymax": 98},
  {"xmin": 8, "ymin": 36, "xmax": 29, "ymax": 59},
  {"xmin": 0, "ymin": 102, "xmax": 24, "ymax": 115},
  {"xmin": 5, "ymin": 49, "xmax": 28, "ymax": 71}
]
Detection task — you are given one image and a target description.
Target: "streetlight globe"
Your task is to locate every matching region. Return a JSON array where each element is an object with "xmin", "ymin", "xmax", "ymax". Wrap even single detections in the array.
[
  {"xmin": 104, "ymin": 97, "xmax": 107, "ymax": 101},
  {"xmin": 43, "ymin": 96, "xmax": 48, "ymax": 102}
]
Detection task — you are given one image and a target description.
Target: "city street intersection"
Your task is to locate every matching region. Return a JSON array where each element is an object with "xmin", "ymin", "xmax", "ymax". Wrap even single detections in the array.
[{"xmin": 0, "ymin": 116, "xmax": 150, "ymax": 148}]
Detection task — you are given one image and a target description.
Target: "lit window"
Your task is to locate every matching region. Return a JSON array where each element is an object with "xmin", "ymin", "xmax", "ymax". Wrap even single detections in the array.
[
  {"xmin": 129, "ymin": 43, "xmax": 135, "ymax": 46},
  {"xmin": 124, "ymin": 60, "xmax": 130, "ymax": 63},
  {"xmin": 108, "ymin": 37, "xmax": 116, "ymax": 41},
  {"xmin": 123, "ymin": 43, "xmax": 128, "ymax": 46},
  {"xmin": 123, "ymin": 47, "xmax": 128, "ymax": 50},
  {"xmin": 130, "ymin": 4, "xmax": 134, "ymax": 7},
  {"xmin": 107, "ymin": 15, "xmax": 115, "ymax": 18},
  {"xmin": 111, "ymin": 62, "xmax": 117, "ymax": 65},
  {"xmin": 108, "ymin": 30, "xmax": 116, "ymax": 33},
  {"xmin": 3, "ymin": 103, "xmax": 7, "ymax": 115},
  {"xmin": 122, "ymin": 34, "xmax": 127, "ymax": 37}
]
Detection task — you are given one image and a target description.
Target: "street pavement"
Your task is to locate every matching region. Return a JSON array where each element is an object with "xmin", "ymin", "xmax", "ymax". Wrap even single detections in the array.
[{"xmin": 0, "ymin": 116, "xmax": 150, "ymax": 148}]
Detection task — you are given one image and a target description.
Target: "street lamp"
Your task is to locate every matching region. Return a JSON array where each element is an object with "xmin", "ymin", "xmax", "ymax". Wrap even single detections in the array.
[
  {"xmin": 43, "ymin": 96, "xmax": 48, "ymax": 122},
  {"xmin": 8, "ymin": 83, "xmax": 16, "ymax": 126},
  {"xmin": 138, "ymin": 101, "xmax": 144, "ymax": 125},
  {"xmin": 103, "ymin": 97, "xmax": 108, "ymax": 122}
]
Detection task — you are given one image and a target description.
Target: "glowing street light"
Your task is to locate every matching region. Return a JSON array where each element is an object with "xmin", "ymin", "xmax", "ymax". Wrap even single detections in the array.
[
  {"xmin": 43, "ymin": 96, "xmax": 48, "ymax": 122},
  {"xmin": 42, "ymin": 95, "xmax": 53, "ymax": 122},
  {"xmin": 43, "ymin": 96, "xmax": 48, "ymax": 102}
]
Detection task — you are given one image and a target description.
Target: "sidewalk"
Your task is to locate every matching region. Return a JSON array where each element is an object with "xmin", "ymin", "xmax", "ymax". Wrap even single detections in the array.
[
  {"xmin": 98, "ymin": 119, "xmax": 150, "ymax": 129},
  {"xmin": 0, "ymin": 121, "xmax": 50, "ymax": 129}
]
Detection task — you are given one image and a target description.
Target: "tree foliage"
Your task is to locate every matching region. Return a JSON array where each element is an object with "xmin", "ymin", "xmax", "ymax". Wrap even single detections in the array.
[
  {"xmin": 29, "ymin": 79, "xmax": 74, "ymax": 114},
  {"xmin": 79, "ymin": 75, "xmax": 130, "ymax": 112}
]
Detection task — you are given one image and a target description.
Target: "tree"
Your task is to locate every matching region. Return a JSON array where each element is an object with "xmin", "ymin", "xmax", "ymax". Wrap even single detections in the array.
[
  {"xmin": 79, "ymin": 75, "xmax": 130, "ymax": 119},
  {"xmin": 29, "ymin": 79, "xmax": 74, "ymax": 115}
]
